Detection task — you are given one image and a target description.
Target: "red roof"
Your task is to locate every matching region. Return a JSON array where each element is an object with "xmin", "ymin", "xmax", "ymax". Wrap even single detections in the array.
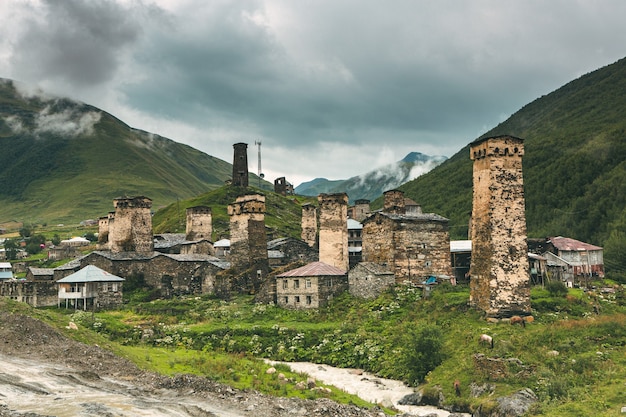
[
  {"xmin": 549, "ymin": 236, "xmax": 602, "ymax": 252},
  {"xmin": 277, "ymin": 261, "xmax": 346, "ymax": 277}
]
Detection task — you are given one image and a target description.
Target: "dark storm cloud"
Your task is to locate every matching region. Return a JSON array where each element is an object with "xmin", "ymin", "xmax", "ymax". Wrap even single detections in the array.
[
  {"xmin": 3, "ymin": 0, "xmax": 626, "ymax": 184},
  {"xmin": 13, "ymin": 0, "xmax": 140, "ymax": 86}
]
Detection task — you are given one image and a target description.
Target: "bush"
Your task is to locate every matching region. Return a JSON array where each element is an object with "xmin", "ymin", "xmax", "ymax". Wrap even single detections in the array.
[
  {"xmin": 546, "ymin": 280, "xmax": 569, "ymax": 297},
  {"xmin": 401, "ymin": 324, "xmax": 446, "ymax": 386}
]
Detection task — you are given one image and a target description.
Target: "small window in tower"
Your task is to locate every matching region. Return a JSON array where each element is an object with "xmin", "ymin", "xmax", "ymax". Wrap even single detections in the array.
[{"xmin": 295, "ymin": 296, "xmax": 300, "ymax": 303}]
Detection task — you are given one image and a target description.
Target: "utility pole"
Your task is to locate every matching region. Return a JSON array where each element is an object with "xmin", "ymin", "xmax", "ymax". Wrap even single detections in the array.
[{"xmin": 254, "ymin": 140, "xmax": 264, "ymax": 188}]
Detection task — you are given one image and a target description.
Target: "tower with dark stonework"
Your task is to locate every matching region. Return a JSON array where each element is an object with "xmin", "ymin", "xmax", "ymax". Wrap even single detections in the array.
[{"xmin": 232, "ymin": 142, "xmax": 249, "ymax": 187}]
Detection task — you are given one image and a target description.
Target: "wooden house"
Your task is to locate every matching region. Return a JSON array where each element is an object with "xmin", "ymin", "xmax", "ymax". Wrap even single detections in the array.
[{"xmin": 57, "ymin": 265, "xmax": 124, "ymax": 311}]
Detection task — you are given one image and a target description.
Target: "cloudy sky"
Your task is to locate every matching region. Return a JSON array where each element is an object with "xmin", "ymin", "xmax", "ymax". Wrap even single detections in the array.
[{"xmin": 1, "ymin": 0, "xmax": 625, "ymax": 186}]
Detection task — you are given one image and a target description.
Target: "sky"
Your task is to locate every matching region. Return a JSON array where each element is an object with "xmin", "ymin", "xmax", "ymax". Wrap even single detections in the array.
[{"xmin": 1, "ymin": 0, "xmax": 625, "ymax": 187}]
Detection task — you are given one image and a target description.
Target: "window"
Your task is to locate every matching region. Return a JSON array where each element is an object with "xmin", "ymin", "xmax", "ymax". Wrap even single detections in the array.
[
  {"xmin": 305, "ymin": 279, "xmax": 311, "ymax": 288},
  {"xmin": 306, "ymin": 296, "xmax": 312, "ymax": 305},
  {"xmin": 294, "ymin": 279, "xmax": 300, "ymax": 289},
  {"xmin": 284, "ymin": 296, "xmax": 289, "ymax": 304},
  {"xmin": 282, "ymin": 279, "xmax": 288, "ymax": 290},
  {"xmin": 295, "ymin": 296, "xmax": 300, "ymax": 303}
]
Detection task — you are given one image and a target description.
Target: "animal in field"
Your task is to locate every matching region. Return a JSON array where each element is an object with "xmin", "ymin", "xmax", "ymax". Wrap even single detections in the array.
[
  {"xmin": 454, "ymin": 379, "xmax": 461, "ymax": 396},
  {"xmin": 510, "ymin": 315, "xmax": 526, "ymax": 327},
  {"xmin": 479, "ymin": 333, "xmax": 494, "ymax": 348}
]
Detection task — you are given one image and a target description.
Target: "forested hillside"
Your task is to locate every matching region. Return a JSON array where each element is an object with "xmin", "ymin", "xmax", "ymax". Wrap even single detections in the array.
[{"xmin": 395, "ymin": 57, "xmax": 626, "ymax": 278}]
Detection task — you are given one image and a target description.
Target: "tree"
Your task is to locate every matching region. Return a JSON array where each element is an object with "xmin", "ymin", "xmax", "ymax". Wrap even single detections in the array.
[
  {"xmin": 401, "ymin": 324, "xmax": 446, "ymax": 386},
  {"xmin": 3, "ymin": 239, "xmax": 18, "ymax": 260}
]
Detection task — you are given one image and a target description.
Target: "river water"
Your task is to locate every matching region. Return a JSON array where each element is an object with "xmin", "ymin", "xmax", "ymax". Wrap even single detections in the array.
[{"xmin": 268, "ymin": 361, "xmax": 470, "ymax": 417}]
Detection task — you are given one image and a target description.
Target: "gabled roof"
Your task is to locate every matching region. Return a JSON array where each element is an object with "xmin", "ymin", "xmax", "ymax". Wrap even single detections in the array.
[
  {"xmin": 56, "ymin": 265, "xmax": 124, "ymax": 283},
  {"xmin": 277, "ymin": 261, "xmax": 346, "ymax": 277},
  {"xmin": 549, "ymin": 236, "xmax": 603, "ymax": 251}
]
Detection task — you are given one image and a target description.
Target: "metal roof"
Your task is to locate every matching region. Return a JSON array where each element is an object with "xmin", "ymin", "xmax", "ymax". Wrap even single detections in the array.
[
  {"xmin": 56, "ymin": 265, "xmax": 124, "ymax": 283},
  {"xmin": 549, "ymin": 236, "xmax": 603, "ymax": 251},
  {"xmin": 277, "ymin": 261, "xmax": 346, "ymax": 277}
]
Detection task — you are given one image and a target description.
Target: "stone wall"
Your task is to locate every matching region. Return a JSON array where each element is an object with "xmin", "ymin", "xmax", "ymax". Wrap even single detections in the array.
[
  {"xmin": 109, "ymin": 197, "xmax": 153, "ymax": 253},
  {"xmin": 348, "ymin": 262, "xmax": 395, "ymax": 299},
  {"xmin": 362, "ymin": 212, "xmax": 452, "ymax": 285},
  {"xmin": 186, "ymin": 206, "xmax": 212, "ymax": 241},
  {"xmin": 469, "ymin": 135, "xmax": 531, "ymax": 318},
  {"xmin": 78, "ymin": 252, "xmax": 222, "ymax": 297},
  {"xmin": 0, "ymin": 281, "xmax": 58, "ymax": 307},
  {"xmin": 318, "ymin": 193, "xmax": 348, "ymax": 271},
  {"xmin": 301, "ymin": 203, "xmax": 317, "ymax": 248}
]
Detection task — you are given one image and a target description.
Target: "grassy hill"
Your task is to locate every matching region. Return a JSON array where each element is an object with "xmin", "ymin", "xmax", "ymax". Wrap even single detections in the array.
[
  {"xmin": 392, "ymin": 57, "xmax": 626, "ymax": 279},
  {"xmin": 152, "ymin": 185, "xmax": 316, "ymax": 240},
  {"xmin": 0, "ymin": 78, "xmax": 269, "ymax": 226}
]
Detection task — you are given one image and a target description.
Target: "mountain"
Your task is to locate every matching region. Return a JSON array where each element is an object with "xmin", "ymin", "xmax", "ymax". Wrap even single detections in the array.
[
  {"xmin": 0, "ymin": 79, "xmax": 268, "ymax": 225},
  {"xmin": 295, "ymin": 152, "xmax": 447, "ymax": 203},
  {"xmin": 392, "ymin": 57, "xmax": 626, "ymax": 277}
]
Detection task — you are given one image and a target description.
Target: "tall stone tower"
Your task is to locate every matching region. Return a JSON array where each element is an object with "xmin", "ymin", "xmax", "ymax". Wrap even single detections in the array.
[
  {"xmin": 318, "ymin": 193, "xmax": 349, "ymax": 271},
  {"xmin": 469, "ymin": 135, "xmax": 530, "ymax": 318},
  {"xmin": 108, "ymin": 196, "xmax": 153, "ymax": 253},
  {"xmin": 186, "ymin": 206, "xmax": 212, "ymax": 241},
  {"xmin": 232, "ymin": 142, "xmax": 249, "ymax": 187},
  {"xmin": 301, "ymin": 203, "xmax": 317, "ymax": 248},
  {"xmin": 228, "ymin": 194, "xmax": 269, "ymax": 279}
]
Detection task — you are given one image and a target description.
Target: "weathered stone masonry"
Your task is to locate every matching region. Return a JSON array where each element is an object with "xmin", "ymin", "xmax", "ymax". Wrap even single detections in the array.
[
  {"xmin": 108, "ymin": 197, "xmax": 154, "ymax": 253},
  {"xmin": 186, "ymin": 206, "xmax": 212, "ymax": 241},
  {"xmin": 301, "ymin": 203, "xmax": 317, "ymax": 248},
  {"xmin": 469, "ymin": 135, "xmax": 531, "ymax": 318},
  {"xmin": 318, "ymin": 193, "xmax": 349, "ymax": 271},
  {"xmin": 361, "ymin": 189, "xmax": 452, "ymax": 285},
  {"xmin": 228, "ymin": 194, "xmax": 270, "ymax": 290}
]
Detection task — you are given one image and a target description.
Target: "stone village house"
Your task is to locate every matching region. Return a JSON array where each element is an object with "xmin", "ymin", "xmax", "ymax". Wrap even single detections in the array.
[{"xmin": 276, "ymin": 261, "xmax": 348, "ymax": 309}]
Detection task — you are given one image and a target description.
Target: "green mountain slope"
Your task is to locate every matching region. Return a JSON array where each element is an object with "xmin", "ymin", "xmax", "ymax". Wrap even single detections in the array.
[
  {"xmin": 395, "ymin": 57, "xmax": 626, "ymax": 276},
  {"xmin": 152, "ymin": 185, "xmax": 316, "ymax": 240},
  {"xmin": 0, "ymin": 79, "xmax": 267, "ymax": 224}
]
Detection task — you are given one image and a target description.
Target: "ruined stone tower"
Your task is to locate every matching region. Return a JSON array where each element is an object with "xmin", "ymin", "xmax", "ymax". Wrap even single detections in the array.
[
  {"xmin": 228, "ymin": 194, "xmax": 269, "ymax": 285},
  {"xmin": 186, "ymin": 206, "xmax": 212, "ymax": 241},
  {"xmin": 232, "ymin": 142, "xmax": 249, "ymax": 187},
  {"xmin": 318, "ymin": 193, "xmax": 349, "ymax": 271},
  {"xmin": 108, "ymin": 196, "xmax": 153, "ymax": 253},
  {"xmin": 301, "ymin": 203, "xmax": 317, "ymax": 248},
  {"xmin": 469, "ymin": 135, "xmax": 531, "ymax": 318}
]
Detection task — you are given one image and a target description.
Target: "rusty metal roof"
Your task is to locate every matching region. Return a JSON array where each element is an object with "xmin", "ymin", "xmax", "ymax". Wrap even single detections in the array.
[
  {"xmin": 277, "ymin": 261, "xmax": 346, "ymax": 277},
  {"xmin": 549, "ymin": 236, "xmax": 603, "ymax": 251}
]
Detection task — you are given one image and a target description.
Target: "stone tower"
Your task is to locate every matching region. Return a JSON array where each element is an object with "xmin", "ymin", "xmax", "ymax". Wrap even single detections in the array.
[
  {"xmin": 383, "ymin": 190, "xmax": 406, "ymax": 215},
  {"xmin": 318, "ymin": 193, "xmax": 349, "ymax": 271},
  {"xmin": 301, "ymin": 203, "xmax": 317, "ymax": 248},
  {"xmin": 228, "ymin": 193, "xmax": 269, "ymax": 278},
  {"xmin": 352, "ymin": 199, "xmax": 371, "ymax": 222},
  {"xmin": 186, "ymin": 206, "xmax": 212, "ymax": 241},
  {"xmin": 108, "ymin": 196, "xmax": 153, "ymax": 253},
  {"xmin": 232, "ymin": 142, "xmax": 249, "ymax": 187},
  {"xmin": 469, "ymin": 135, "xmax": 530, "ymax": 318}
]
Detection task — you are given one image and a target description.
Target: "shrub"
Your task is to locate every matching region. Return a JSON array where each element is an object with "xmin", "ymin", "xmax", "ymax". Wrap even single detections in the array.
[
  {"xmin": 546, "ymin": 280, "xmax": 569, "ymax": 297},
  {"xmin": 401, "ymin": 324, "xmax": 446, "ymax": 386}
]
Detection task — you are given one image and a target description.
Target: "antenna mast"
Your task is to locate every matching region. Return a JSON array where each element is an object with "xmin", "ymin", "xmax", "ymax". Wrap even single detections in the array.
[{"xmin": 254, "ymin": 140, "xmax": 264, "ymax": 187}]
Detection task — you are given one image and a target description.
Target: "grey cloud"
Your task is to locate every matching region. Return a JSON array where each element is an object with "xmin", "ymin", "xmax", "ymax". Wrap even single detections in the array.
[{"xmin": 13, "ymin": 0, "xmax": 140, "ymax": 86}]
